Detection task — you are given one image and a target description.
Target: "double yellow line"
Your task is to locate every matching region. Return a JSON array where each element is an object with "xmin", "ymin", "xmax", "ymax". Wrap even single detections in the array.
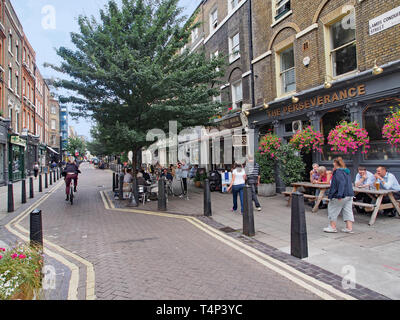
[
  {"xmin": 101, "ymin": 190, "xmax": 356, "ymax": 301},
  {"xmin": 5, "ymin": 180, "xmax": 95, "ymax": 300}
]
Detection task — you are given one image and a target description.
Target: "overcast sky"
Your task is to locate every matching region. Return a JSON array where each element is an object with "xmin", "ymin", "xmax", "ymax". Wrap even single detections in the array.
[{"xmin": 11, "ymin": 0, "xmax": 201, "ymax": 140}]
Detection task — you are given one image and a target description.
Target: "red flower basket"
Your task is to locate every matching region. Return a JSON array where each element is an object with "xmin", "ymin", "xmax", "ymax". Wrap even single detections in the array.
[{"xmin": 327, "ymin": 121, "xmax": 370, "ymax": 154}]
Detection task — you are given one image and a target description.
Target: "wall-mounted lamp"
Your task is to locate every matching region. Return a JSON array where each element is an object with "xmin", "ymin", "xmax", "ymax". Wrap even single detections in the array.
[
  {"xmin": 324, "ymin": 75, "xmax": 333, "ymax": 89},
  {"xmin": 292, "ymin": 96, "xmax": 299, "ymax": 104},
  {"xmin": 244, "ymin": 111, "xmax": 250, "ymax": 117},
  {"xmin": 372, "ymin": 59, "xmax": 383, "ymax": 75},
  {"xmin": 263, "ymin": 99, "xmax": 269, "ymax": 110}
]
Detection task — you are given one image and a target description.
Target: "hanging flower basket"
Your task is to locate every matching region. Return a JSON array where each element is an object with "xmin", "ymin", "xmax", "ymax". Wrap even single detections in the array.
[
  {"xmin": 327, "ymin": 121, "xmax": 370, "ymax": 154},
  {"xmin": 289, "ymin": 126, "xmax": 324, "ymax": 154},
  {"xmin": 258, "ymin": 133, "xmax": 281, "ymax": 159},
  {"xmin": 382, "ymin": 107, "xmax": 400, "ymax": 149}
]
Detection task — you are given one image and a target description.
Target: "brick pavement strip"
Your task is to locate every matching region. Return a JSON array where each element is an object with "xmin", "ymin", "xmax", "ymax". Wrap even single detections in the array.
[{"xmin": 0, "ymin": 164, "xmax": 388, "ymax": 300}]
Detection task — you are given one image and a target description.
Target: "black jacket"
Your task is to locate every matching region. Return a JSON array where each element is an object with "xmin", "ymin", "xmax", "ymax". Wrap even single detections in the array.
[{"xmin": 328, "ymin": 168, "xmax": 354, "ymax": 200}]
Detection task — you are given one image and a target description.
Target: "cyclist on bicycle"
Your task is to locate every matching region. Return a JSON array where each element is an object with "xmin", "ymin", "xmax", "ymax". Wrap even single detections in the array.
[{"xmin": 62, "ymin": 158, "xmax": 81, "ymax": 201}]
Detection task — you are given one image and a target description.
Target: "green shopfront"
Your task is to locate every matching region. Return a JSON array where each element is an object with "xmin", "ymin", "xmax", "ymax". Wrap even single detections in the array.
[{"xmin": 9, "ymin": 135, "xmax": 26, "ymax": 182}]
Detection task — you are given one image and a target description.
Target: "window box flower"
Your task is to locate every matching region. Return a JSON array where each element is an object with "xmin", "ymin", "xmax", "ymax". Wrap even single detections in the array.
[
  {"xmin": 289, "ymin": 126, "xmax": 324, "ymax": 154},
  {"xmin": 382, "ymin": 107, "xmax": 400, "ymax": 149}
]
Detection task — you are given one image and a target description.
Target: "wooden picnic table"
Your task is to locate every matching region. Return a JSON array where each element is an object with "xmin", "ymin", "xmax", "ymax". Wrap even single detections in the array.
[
  {"xmin": 353, "ymin": 187, "xmax": 400, "ymax": 226},
  {"xmin": 284, "ymin": 182, "xmax": 400, "ymax": 226}
]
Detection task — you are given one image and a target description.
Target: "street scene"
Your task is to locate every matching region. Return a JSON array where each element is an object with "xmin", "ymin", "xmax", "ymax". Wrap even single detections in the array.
[{"xmin": 0, "ymin": 0, "xmax": 400, "ymax": 308}]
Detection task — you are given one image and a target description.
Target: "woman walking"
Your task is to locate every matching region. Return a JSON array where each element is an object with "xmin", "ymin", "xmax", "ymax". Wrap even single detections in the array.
[
  {"xmin": 324, "ymin": 157, "xmax": 355, "ymax": 234},
  {"xmin": 227, "ymin": 163, "xmax": 246, "ymax": 214}
]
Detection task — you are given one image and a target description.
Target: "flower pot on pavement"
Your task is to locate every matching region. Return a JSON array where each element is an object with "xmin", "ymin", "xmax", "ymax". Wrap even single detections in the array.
[{"xmin": 258, "ymin": 183, "xmax": 276, "ymax": 197}]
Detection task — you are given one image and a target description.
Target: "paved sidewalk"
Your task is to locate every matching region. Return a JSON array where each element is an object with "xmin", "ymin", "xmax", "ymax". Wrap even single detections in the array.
[{"xmin": 128, "ymin": 179, "xmax": 400, "ymax": 300}]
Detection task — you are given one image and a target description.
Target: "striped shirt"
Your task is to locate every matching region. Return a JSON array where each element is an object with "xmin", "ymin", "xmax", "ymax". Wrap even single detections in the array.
[{"xmin": 245, "ymin": 162, "xmax": 260, "ymax": 179}]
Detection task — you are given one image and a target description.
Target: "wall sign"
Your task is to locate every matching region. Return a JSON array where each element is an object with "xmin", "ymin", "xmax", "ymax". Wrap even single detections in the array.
[
  {"xmin": 369, "ymin": 6, "xmax": 400, "ymax": 36},
  {"xmin": 266, "ymin": 84, "xmax": 366, "ymax": 119}
]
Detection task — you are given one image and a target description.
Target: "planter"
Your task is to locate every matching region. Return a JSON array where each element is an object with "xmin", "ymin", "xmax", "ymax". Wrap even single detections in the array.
[
  {"xmin": 10, "ymin": 283, "xmax": 36, "ymax": 300},
  {"xmin": 195, "ymin": 181, "xmax": 202, "ymax": 188},
  {"xmin": 258, "ymin": 183, "xmax": 276, "ymax": 197}
]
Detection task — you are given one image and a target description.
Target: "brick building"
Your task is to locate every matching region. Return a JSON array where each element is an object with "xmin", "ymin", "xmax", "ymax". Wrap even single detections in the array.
[
  {"xmin": 48, "ymin": 95, "xmax": 60, "ymax": 162},
  {"xmin": 247, "ymin": 0, "xmax": 400, "ymax": 190},
  {"xmin": 35, "ymin": 68, "xmax": 46, "ymax": 169}
]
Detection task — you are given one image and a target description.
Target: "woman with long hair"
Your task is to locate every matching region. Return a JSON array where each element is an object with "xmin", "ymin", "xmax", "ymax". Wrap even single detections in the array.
[{"xmin": 227, "ymin": 163, "xmax": 247, "ymax": 214}]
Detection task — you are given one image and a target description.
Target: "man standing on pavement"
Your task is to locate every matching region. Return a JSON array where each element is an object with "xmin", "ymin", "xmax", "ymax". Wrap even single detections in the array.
[
  {"xmin": 181, "ymin": 161, "xmax": 189, "ymax": 195},
  {"xmin": 245, "ymin": 155, "xmax": 261, "ymax": 211}
]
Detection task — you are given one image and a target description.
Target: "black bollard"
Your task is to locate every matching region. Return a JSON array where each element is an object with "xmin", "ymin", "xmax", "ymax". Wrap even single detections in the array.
[
  {"xmin": 243, "ymin": 185, "xmax": 255, "ymax": 237},
  {"xmin": 127, "ymin": 177, "xmax": 139, "ymax": 207},
  {"xmin": 21, "ymin": 179, "xmax": 27, "ymax": 204},
  {"xmin": 30, "ymin": 209, "xmax": 43, "ymax": 248},
  {"xmin": 8, "ymin": 182, "xmax": 14, "ymax": 213},
  {"xmin": 203, "ymin": 179, "xmax": 212, "ymax": 217},
  {"xmin": 112, "ymin": 172, "xmax": 116, "ymax": 191},
  {"xmin": 45, "ymin": 172, "xmax": 48, "ymax": 189},
  {"xmin": 49, "ymin": 171, "xmax": 53, "ymax": 186},
  {"xmin": 29, "ymin": 177, "xmax": 34, "ymax": 199},
  {"xmin": 158, "ymin": 178, "xmax": 167, "ymax": 211},
  {"xmin": 53, "ymin": 170, "xmax": 56, "ymax": 183},
  {"xmin": 39, "ymin": 174, "xmax": 43, "ymax": 193},
  {"xmin": 291, "ymin": 192, "xmax": 308, "ymax": 259},
  {"xmin": 115, "ymin": 171, "xmax": 119, "ymax": 190},
  {"xmin": 56, "ymin": 168, "xmax": 59, "ymax": 180},
  {"xmin": 119, "ymin": 173, "xmax": 124, "ymax": 200}
]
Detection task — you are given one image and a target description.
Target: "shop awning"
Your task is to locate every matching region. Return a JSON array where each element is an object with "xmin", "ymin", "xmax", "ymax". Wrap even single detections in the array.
[{"xmin": 47, "ymin": 146, "xmax": 59, "ymax": 155}]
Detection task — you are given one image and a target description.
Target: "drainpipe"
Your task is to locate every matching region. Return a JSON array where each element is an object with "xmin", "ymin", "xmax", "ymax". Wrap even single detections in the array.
[{"xmin": 248, "ymin": 0, "xmax": 255, "ymax": 109}]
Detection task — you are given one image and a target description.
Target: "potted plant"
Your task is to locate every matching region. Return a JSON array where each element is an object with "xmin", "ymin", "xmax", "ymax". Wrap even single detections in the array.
[
  {"xmin": 194, "ymin": 170, "xmax": 207, "ymax": 188},
  {"xmin": 327, "ymin": 121, "xmax": 370, "ymax": 155},
  {"xmin": 0, "ymin": 243, "xmax": 43, "ymax": 300},
  {"xmin": 289, "ymin": 126, "xmax": 324, "ymax": 154},
  {"xmin": 256, "ymin": 152, "xmax": 276, "ymax": 197},
  {"xmin": 382, "ymin": 106, "xmax": 400, "ymax": 149},
  {"xmin": 276, "ymin": 144, "xmax": 306, "ymax": 190}
]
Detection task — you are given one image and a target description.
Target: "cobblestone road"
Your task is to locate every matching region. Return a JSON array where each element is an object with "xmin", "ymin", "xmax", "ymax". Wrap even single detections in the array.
[{"xmin": 5, "ymin": 164, "xmax": 355, "ymax": 300}]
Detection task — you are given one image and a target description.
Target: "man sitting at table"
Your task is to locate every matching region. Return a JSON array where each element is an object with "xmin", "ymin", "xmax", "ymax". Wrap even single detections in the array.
[
  {"xmin": 354, "ymin": 167, "xmax": 375, "ymax": 214},
  {"xmin": 374, "ymin": 166, "xmax": 400, "ymax": 217}
]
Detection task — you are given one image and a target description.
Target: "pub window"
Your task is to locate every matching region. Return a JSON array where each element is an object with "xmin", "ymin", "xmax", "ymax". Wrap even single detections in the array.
[
  {"xmin": 231, "ymin": 80, "xmax": 243, "ymax": 110},
  {"xmin": 329, "ymin": 12, "xmax": 357, "ymax": 77},
  {"xmin": 191, "ymin": 27, "xmax": 199, "ymax": 43},
  {"xmin": 278, "ymin": 45, "xmax": 295, "ymax": 95},
  {"xmin": 229, "ymin": 0, "xmax": 241, "ymax": 13},
  {"xmin": 363, "ymin": 102, "xmax": 400, "ymax": 161},
  {"xmin": 321, "ymin": 108, "xmax": 351, "ymax": 161},
  {"xmin": 274, "ymin": 0, "xmax": 291, "ymax": 21}
]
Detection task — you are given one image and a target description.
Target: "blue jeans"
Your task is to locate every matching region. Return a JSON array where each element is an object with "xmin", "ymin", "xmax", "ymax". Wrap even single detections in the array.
[{"xmin": 232, "ymin": 184, "xmax": 245, "ymax": 213}]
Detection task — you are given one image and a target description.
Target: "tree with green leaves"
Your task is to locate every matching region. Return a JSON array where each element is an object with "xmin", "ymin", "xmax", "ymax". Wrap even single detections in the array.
[
  {"xmin": 66, "ymin": 136, "xmax": 87, "ymax": 159},
  {"xmin": 46, "ymin": 0, "xmax": 226, "ymax": 169}
]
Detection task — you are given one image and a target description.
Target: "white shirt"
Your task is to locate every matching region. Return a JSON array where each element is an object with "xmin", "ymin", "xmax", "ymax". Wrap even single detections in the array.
[{"xmin": 232, "ymin": 168, "xmax": 246, "ymax": 185}]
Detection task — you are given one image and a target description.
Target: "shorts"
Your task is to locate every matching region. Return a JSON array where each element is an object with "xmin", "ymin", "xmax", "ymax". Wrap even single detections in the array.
[{"xmin": 327, "ymin": 197, "xmax": 354, "ymax": 222}]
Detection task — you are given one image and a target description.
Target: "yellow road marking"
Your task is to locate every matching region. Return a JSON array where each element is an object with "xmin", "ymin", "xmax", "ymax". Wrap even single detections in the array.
[
  {"xmin": 6, "ymin": 180, "xmax": 96, "ymax": 300},
  {"xmin": 101, "ymin": 190, "xmax": 356, "ymax": 300}
]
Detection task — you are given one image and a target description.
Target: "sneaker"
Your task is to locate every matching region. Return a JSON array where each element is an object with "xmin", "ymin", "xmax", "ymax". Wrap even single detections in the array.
[
  {"xmin": 66, "ymin": 195, "xmax": 69, "ymax": 201},
  {"xmin": 74, "ymin": 186, "xmax": 77, "ymax": 192},
  {"xmin": 256, "ymin": 207, "xmax": 262, "ymax": 211},
  {"xmin": 323, "ymin": 226, "xmax": 338, "ymax": 233},
  {"xmin": 341, "ymin": 228, "xmax": 354, "ymax": 234}
]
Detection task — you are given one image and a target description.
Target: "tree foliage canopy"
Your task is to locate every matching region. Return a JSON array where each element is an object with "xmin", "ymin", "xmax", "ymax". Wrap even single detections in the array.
[{"xmin": 47, "ymin": 0, "xmax": 226, "ymax": 160}]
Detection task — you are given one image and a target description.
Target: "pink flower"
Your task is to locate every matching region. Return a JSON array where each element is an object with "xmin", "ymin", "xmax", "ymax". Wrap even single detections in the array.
[
  {"xmin": 19, "ymin": 254, "xmax": 26, "ymax": 259},
  {"xmin": 0, "ymin": 248, "xmax": 5, "ymax": 252},
  {"xmin": 11, "ymin": 253, "xmax": 18, "ymax": 259},
  {"xmin": 0, "ymin": 255, "xmax": 2, "ymax": 259}
]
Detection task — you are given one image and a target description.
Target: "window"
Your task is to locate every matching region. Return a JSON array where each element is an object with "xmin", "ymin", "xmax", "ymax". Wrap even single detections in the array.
[
  {"xmin": 274, "ymin": 0, "xmax": 291, "ymax": 21},
  {"xmin": 364, "ymin": 101, "xmax": 400, "ymax": 160},
  {"xmin": 321, "ymin": 109, "xmax": 351, "ymax": 161},
  {"xmin": 15, "ymin": 74, "xmax": 19, "ymax": 95},
  {"xmin": 229, "ymin": 0, "xmax": 240, "ymax": 12},
  {"xmin": 23, "ymin": 48, "xmax": 26, "ymax": 63},
  {"xmin": 229, "ymin": 33, "xmax": 240, "ymax": 63},
  {"xmin": 51, "ymin": 119, "xmax": 56, "ymax": 130},
  {"xmin": 23, "ymin": 110, "xmax": 26, "ymax": 128},
  {"xmin": 23, "ymin": 78, "xmax": 26, "ymax": 96},
  {"xmin": 8, "ymin": 34, "xmax": 12, "ymax": 52},
  {"xmin": 15, "ymin": 111, "xmax": 19, "ymax": 133},
  {"xmin": 329, "ymin": 12, "xmax": 357, "ymax": 77},
  {"xmin": 51, "ymin": 106, "xmax": 56, "ymax": 114},
  {"xmin": 231, "ymin": 80, "xmax": 243, "ymax": 110},
  {"xmin": 213, "ymin": 94, "xmax": 221, "ymax": 103},
  {"xmin": 279, "ymin": 46, "xmax": 296, "ymax": 95},
  {"xmin": 191, "ymin": 27, "xmax": 199, "ymax": 43},
  {"xmin": 8, "ymin": 67, "xmax": 12, "ymax": 88},
  {"xmin": 210, "ymin": 8, "xmax": 218, "ymax": 32},
  {"xmin": 27, "ymin": 113, "xmax": 30, "ymax": 130},
  {"xmin": 15, "ymin": 43, "xmax": 18, "ymax": 60},
  {"xmin": 28, "ymin": 83, "xmax": 31, "ymax": 100}
]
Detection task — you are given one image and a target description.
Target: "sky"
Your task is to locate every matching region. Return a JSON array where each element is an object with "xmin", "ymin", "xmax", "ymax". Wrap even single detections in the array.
[{"xmin": 11, "ymin": 0, "xmax": 201, "ymax": 141}]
